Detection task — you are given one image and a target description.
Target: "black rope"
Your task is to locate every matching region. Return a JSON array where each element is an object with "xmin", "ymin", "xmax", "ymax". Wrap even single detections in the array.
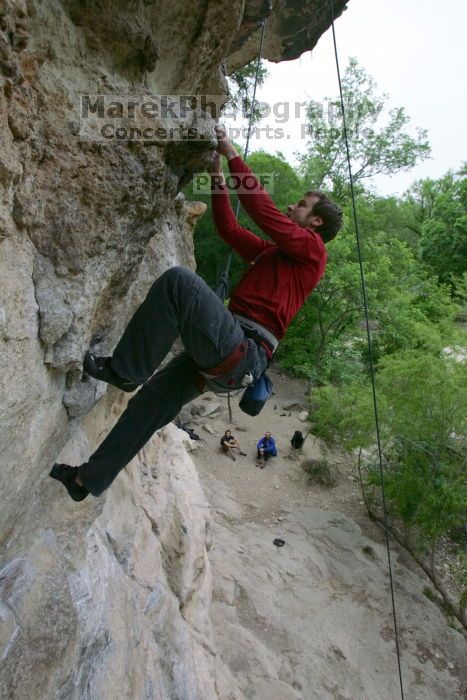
[
  {"xmin": 219, "ymin": 18, "xmax": 267, "ymax": 286},
  {"xmin": 327, "ymin": 2, "xmax": 405, "ymax": 697}
]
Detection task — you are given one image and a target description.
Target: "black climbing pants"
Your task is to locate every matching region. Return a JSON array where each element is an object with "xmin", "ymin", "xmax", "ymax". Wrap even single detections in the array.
[{"xmin": 78, "ymin": 267, "xmax": 268, "ymax": 496}]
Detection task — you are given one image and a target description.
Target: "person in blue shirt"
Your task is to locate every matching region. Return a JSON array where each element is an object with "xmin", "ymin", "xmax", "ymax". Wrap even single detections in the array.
[{"xmin": 256, "ymin": 431, "xmax": 277, "ymax": 467}]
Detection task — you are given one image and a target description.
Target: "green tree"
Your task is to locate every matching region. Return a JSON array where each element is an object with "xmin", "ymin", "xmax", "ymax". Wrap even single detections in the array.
[
  {"xmin": 452, "ymin": 272, "xmax": 467, "ymax": 322},
  {"xmin": 227, "ymin": 60, "xmax": 269, "ymax": 125},
  {"xmin": 419, "ymin": 170, "xmax": 467, "ymax": 285},
  {"xmin": 312, "ymin": 350, "xmax": 467, "ymax": 544},
  {"xmin": 298, "ymin": 57, "xmax": 430, "ymax": 197}
]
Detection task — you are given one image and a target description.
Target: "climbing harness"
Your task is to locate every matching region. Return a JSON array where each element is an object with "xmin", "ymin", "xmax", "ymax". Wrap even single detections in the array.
[
  {"xmin": 328, "ymin": 1, "xmax": 405, "ymax": 697},
  {"xmin": 234, "ymin": 314, "xmax": 279, "ymax": 356}
]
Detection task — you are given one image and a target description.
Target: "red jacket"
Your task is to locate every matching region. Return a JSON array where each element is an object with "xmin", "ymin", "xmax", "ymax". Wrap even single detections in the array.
[{"xmin": 211, "ymin": 155, "xmax": 327, "ymax": 340}]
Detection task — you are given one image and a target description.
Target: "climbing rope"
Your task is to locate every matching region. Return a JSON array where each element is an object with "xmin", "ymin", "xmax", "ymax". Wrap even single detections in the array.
[
  {"xmin": 216, "ymin": 18, "xmax": 267, "ymax": 301},
  {"xmin": 215, "ymin": 18, "xmax": 267, "ymax": 423},
  {"xmin": 328, "ymin": 1, "xmax": 405, "ymax": 697}
]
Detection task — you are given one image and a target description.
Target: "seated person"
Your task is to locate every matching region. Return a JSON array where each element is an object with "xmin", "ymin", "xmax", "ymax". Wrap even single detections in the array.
[
  {"xmin": 257, "ymin": 432, "xmax": 277, "ymax": 466},
  {"xmin": 220, "ymin": 429, "xmax": 247, "ymax": 461}
]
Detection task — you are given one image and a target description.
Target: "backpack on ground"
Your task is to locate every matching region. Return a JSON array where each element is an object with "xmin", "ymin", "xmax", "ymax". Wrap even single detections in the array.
[{"xmin": 291, "ymin": 430, "xmax": 304, "ymax": 449}]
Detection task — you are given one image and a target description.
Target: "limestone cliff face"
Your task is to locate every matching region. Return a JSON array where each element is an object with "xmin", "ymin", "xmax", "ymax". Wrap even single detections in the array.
[{"xmin": 0, "ymin": 0, "xmax": 348, "ymax": 696}]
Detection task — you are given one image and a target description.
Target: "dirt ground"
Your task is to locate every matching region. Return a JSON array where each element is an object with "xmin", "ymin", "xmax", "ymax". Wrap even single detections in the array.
[
  {"xmin": 180, "ymin": 367, "xmax": 466, "ymax": 700},
  {"xmin": 186, "ymin": 367, "xmax": 381, "ymax": 537}
]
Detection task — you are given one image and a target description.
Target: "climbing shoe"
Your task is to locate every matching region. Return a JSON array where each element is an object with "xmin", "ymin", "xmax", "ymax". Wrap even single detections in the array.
[
  {"xmin": 83, "ymin": 351, "xmax": 138, "ymax": 392},
  {"xmin": 49, "ymin": 464, "xmax": 89, "ymax": 502}
]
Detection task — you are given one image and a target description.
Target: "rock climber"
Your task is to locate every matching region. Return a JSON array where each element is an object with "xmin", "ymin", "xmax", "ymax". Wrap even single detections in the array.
[{"xmin": 50, "ymin": 125, "xmax": 343, "ymax": 501}]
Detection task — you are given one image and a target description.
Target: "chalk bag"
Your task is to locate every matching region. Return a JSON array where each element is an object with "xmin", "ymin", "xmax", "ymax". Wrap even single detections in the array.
[{"xmin": 239, "ymin": 373, "xmax": 273, "ymax": 416}]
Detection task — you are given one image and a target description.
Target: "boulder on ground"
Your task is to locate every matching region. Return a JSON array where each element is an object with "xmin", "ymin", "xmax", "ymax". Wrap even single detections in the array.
[
  {"xmin": 282, "ymin": 400, "xmax": 302, "ymax": 410},
  {"xmin": 200, "ymin": 402, "xmax": 221, "ymax": 417}
]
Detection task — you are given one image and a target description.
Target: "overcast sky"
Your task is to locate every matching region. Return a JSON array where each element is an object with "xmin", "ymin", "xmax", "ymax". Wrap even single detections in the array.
[{"xmin": 229, "ymin": 0, "xmax": 467, "ymax": 196}]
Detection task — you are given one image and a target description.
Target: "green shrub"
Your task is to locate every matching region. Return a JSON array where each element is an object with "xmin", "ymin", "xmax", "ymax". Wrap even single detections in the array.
[{"xmin": 302, "ymin": 457, "xmax": 337, "ymax": 487}]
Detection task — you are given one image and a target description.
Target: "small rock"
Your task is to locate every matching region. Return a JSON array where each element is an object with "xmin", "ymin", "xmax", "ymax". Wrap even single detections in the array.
[
  {"xmin": 200, "ymin": 401, "xmax": 221, "ymax": 417},
  {"xmin": 274, "ymin": 484, "xmax": 280, "ymax": 489},
  {"xmin": 235, "ymin": 425, "xmax": 247, "ymax": 432},
  {"xmin": 283, "ymin": 400, "xmax": 302, "ymax": 410},
  {"xmin": 55, "ymin": 265, "xmax": 69, "ymax": 278},
  {"xmin": 202, "ymin": 423, "xmax": 216, "ymax": 435},
  {"xmin": 298, "ymin": 410, "xmax": 309, "ymax": 422},
  {"xmin": 178, "ymin": 409, "xmax": 193, "ymax": 425},
  {"xmin": 447, "ymin": 662, "xmax": 455, "ymax": 670},
  {"xmin": 280, "ymin": 412, "xmax": 287, "ymax": 417}
]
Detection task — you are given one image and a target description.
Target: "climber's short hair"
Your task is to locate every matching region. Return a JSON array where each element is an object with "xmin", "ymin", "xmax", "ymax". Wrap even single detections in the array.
[{"xmin": 306, "ymin": 190, "xmax": 343, "ymax": 243}]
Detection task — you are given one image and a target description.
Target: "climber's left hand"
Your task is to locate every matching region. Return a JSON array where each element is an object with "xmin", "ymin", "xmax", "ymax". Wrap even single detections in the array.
[{"xmin": 207, "ymin": 151, "xmax": 222, "ymax": 175}]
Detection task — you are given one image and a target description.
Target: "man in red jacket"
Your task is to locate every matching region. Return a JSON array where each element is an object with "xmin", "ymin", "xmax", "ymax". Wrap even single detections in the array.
[{"xmin": 50, "ymin": 126, "xmax": 342, "ymax": 501}]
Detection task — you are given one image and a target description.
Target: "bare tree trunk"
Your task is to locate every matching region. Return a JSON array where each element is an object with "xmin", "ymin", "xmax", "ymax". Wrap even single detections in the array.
[{"xmin": 357, "ymin": 452, "xmax": 466, "ymax": 629}]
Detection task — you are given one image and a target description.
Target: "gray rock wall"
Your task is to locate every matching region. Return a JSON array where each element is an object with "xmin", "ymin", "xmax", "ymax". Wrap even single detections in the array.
[
  {"xmin": 0, "ymin": 0, "xmax": 349, "ymax": 696},
  {"xmin": 0, "ymin": 0, "xmax": 213, "ymax": 546},
  {"xmin": 0, "ymin": 423, "xmax": 228, "ymax": 699}
]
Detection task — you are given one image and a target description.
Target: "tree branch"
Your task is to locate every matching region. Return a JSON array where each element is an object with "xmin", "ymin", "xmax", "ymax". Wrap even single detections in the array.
[{"xmin": 357, "ymin": 455, "xmax": 466, "ymax": 629}]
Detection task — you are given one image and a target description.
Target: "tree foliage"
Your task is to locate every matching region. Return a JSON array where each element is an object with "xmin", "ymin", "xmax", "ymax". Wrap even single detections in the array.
[
  {"xmin": 227, "ymin": 60, "xmax": 269, "ymax": 126},
  {"xmin": 312, "ymin": 351, "xmax": 467, "ymax": 547},
  {"xmin": 298, "ymin": 58, "xmax": 431, "ymax": 197},
  {"xmin": 419, "ymin": 170, "xmax": 467, "ymax": 285}
]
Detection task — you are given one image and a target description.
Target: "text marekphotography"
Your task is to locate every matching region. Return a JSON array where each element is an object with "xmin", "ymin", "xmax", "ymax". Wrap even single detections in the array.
[{"xmin": 78, "ymin": 94, "xmax": 383, "ymax": 142}]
